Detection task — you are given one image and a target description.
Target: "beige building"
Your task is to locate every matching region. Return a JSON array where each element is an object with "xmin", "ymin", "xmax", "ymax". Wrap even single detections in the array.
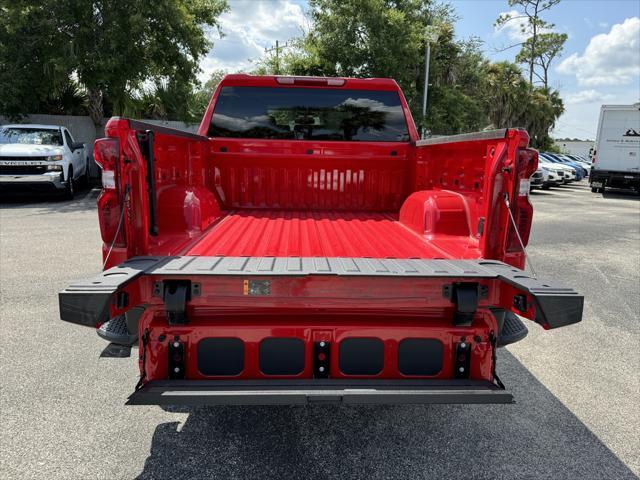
[{"xmin": 555, "ymin": 139, "xmax": 595, "ymax": 158}]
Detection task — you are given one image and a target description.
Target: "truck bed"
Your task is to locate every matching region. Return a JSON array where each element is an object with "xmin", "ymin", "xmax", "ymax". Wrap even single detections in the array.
[{"xmin": 184, "ymin": 210, "xmax": 452, "ymax": 259}]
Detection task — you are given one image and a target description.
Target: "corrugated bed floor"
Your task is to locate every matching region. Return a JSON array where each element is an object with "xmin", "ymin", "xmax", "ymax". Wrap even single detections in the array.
[{"xmin": 185, "ymin": 210, "xmax": 448, "ymax": 258}]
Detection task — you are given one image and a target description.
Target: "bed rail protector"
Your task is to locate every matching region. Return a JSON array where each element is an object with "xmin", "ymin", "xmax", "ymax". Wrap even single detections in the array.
[{"xmin": 58, "ymin": 257, "xmax": 166, "ymax": 327}]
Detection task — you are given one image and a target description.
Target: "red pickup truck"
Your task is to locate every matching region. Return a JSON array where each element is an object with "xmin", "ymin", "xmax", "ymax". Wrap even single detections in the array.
[{"xmin": 60, "ymin": 75, "xmax": 582, "ymax": 405}]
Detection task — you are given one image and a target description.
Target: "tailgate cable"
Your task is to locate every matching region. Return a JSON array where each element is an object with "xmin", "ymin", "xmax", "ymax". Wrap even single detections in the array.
[
  {"xmin": 134, "ymin": 328, "xmax": 150, "ymax": 391},
  {"xmin": 489, "ymin": 331, "xmax": 506, "ymax": 390},
  {"xmin": 103, "ymin": 186, "xmax": 130, "ymax": 269},
  {"xmin": 502, "ymin": 193, "xmax": 538, "ymax": 278}
]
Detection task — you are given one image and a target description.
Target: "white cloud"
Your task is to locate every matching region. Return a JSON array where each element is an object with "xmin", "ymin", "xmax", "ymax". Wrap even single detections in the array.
[
  {"xmin": 199, "ymin": 0, "xmax": 307, "ymax": 79},
  {"xmin": 557, "ymin": 17, "xmax": 640, "ymax": 86},
  {"xmin": 494, "ymin": 10, "xmax": 530, "ymax": 43},
  {"xmin": 553, "ymin": 88, "xmax": 639, "ymax": 139},
  {"xmin": 564, "ymin": 89, "xmax": 615, "ymax": 105},
  {"xmin": 598, "ymin": 22, "xmax": 609, "ymax": 29}
]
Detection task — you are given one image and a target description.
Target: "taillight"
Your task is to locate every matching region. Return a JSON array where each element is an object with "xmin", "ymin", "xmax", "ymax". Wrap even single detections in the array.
[
  {"xmin": 94, "ymin": 138, "xmax": 125, "ymax": 249},
  {"xmin": 94, "ymin": 138, "xmax": 119, "ymax": 170},
  {"xmin": 506, "ymin": 149, "xmax": 536, "ymax": 253}
]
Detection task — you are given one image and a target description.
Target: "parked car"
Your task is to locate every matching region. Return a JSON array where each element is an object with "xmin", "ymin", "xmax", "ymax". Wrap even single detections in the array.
[
  {"xmin": 556, "ymin": 153, "xmax": 589, "ymax": 178},
  {"xmin": 530, "ymin": 167, "xmax": 545, "ymax": 189},
  {"xmin": 59, "ymin": 74, "xmax": 583, "ymax": 406},
  {"xmin": 563, "ymin": 155, "xmax": 591, "ymax": 176},
  {"xmin": 540, "ymin": 165, "xmax": 563, "ymax": 188},
  {"xmin": 539, "ymin": 154, "xmax": 574, "ymax": 183},
  {"xmin": 543, "ymin": 153, "xmax": 584, "ymax": 180},
  {"xmin": 531, "ymin": 166, "xmax": 560, "ymax": 190},
  {"xmin": 0, "ymin": 124, "xmax": 89, "ymax": 198}
]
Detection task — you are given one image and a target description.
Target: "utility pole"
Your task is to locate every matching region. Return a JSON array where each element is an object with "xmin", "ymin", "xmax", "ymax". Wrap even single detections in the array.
[
  {"xmin": 421, "ymin": 26, "xmax": 440, "ymax": 139},
  {"xmin": 265, "ymin": 40, "xmax": 289, "ymax": 75}
]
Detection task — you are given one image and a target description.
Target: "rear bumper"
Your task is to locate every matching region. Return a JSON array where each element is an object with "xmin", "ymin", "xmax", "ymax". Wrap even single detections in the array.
[
  {"xmin": 591, "ymin": 170, "xmax": 640, "ymax": 189},
  {"xmin": 127, "ymin": 379, "xmax": 513, "ymax": 405},
  {"xmin": 530, "ymin": 177, "xmax": 544, "ymax": 187}
]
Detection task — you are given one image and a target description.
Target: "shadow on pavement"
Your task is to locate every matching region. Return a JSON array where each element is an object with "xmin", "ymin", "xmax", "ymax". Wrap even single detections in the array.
[
  {"xmin": 602, "ymin": 189, "xmax": 640, "ymax": 201},
  {"xmin": 135, "ymin": 351, "xmax": 636, "ymax": 480},
  {"xmin": 0, "ymin": 187, "xmax": 99, "ymax": 213}
]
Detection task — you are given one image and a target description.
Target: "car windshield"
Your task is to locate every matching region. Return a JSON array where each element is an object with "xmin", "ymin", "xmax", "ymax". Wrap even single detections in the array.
[
  {"xmin": 208, "ymin": 86, "xmax": 410, "ymax": 142},
  {"xmin": 0, "ymin": 127, "xmax": 63, "ymax": 146}
]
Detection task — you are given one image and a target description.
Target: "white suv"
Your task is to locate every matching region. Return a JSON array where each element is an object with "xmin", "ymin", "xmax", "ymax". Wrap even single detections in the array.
[{"xmin": 0, "ymin": 124, "xmax": 88, "ymax": 198}]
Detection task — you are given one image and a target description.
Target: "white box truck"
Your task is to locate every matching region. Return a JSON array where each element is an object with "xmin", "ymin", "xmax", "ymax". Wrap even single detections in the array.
[{"xmin": 590, "ymin": 103, "xmax": 640, "ymax": 193}]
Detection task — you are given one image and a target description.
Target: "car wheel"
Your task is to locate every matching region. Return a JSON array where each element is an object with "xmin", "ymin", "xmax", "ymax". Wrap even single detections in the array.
[
  {"xmin": 541, "ymin": 184, "xmax": 550, "ymax": 190},
  {"xmin": 591, "ymin": 187, "xmax": 598, "ymax": 193},
  {"xmin": 64, "ymin": 167, "xmax": 75, "ymax": 199}
]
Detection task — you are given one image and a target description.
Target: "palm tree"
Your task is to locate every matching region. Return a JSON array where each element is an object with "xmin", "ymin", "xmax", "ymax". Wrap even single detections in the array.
[{"xmin": 484, "ymin": 62, "xmax": 528, "ymax": 129}]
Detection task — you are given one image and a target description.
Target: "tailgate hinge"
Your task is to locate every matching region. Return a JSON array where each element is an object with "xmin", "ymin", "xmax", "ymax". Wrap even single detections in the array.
[
  {"xmin": 162, "ymin": 281, "xmax": 190, "ymax": 325},
  {"xmin": 153, "ymin": 281, "xmax": 201, "ymax": 325},
  {"xmin": 444, "ymin": 283, "xmax": 487, "ymax": 326}
]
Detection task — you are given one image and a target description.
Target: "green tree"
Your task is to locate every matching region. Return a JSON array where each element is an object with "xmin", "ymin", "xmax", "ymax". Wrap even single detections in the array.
[
  {"xmin": 0, "ymin": 1, "xmax": 70, "ymax": 119},
  {"xmin": 482, "ymin": 61, "xmax": 563, "ymax": 149},
  {"xmin": 516, "ymin": 32, "xmax": 567, "ymax": 88},
  {"xmin": 483, "ymin": 61, "xmax": 529, "ymax": 128},
  {"xmin": 248, "ymin": 0, "xmax": 564, "ymax": 144},
  {"xmin": 520, "ymin": 86, "xmax": 564, "ymax": 149},
  {"xmin": 39, "ymin": 80, "xmax": 89, "ymax": 116},
  {"xmin": 424, "ymin": 30, "xmax": 489, "ymax": 134},
  {"xmin": 192, "ymin": 69, "xmax": 227, "ymax": 114},
  {"xmin": 495, "ymin": 0, "xmax": 561, "ymax": 85},
  {"xmin": 268, "ymin": 0, "xmax": 488, "ymax": 133},
  {"xmin": 0, "ymin": 0, "xmax": 228, "ymax": 125}
]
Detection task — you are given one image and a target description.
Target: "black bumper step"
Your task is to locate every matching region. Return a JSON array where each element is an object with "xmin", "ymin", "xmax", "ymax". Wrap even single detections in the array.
[
  {"xmin": 498, "ymin": 312, "xmax": 529, "ymax": 347},
  {"xmin": 127, "ymin": 379, "xmax": 513, "ymax": 405},
  {"xmin": 97, "ymin": 314, "xmax": 138, "ymax": 346}
]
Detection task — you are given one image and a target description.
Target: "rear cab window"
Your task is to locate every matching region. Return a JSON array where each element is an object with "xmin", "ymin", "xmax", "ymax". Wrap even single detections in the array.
[{"xmin": 208, "ymin": 86, "xmax": 410, "ymax": 142}]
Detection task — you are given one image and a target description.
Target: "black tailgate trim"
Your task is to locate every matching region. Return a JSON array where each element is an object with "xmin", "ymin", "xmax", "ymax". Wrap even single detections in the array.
[
  {"xmin": 127, "ymin": 379, "xmax": 513, "ymax": 405},
  {"xmin": 59, "ymin": 256, "xmax": 583, "ymax": 329},
  {"xmin": 58, "ymin": 257, "xmax": 165, "ymax": 327}
]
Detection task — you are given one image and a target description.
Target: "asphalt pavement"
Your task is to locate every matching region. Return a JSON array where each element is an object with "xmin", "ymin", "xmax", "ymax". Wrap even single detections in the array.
[{"xmin": 1, "ymin": 183, "xmax": 639, "ymax": 480}]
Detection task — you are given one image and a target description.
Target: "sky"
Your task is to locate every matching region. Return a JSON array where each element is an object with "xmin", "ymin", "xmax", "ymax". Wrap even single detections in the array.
[{"xmin": 200, "ymin": 0, "xmax": 640, "ymax": 140}]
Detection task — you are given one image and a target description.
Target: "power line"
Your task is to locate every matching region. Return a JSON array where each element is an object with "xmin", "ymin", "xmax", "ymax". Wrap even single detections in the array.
[{"xmin": 553, "ymin": 119, "xmax": 597, "ymax": 138}]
